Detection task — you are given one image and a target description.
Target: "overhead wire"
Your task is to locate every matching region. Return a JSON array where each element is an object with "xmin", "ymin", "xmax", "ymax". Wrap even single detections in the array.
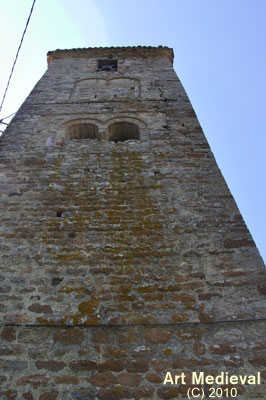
[
  {"xmin": 1, "ymin": 110, "xmax": 17, "ymax": 120},
  {"xmin": 0, "ymin": 0, "xmax": 37, "ymax": 115},
  {"xmin": 0, "ymin": 110, "xmax": 17, "ymax": 126}
]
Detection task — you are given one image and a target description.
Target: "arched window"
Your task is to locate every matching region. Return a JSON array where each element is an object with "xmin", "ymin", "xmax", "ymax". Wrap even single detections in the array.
[
  {"xmin": 66, "ymin": 123, "xmax": 98, "ymax": 140},
  {"xmin": 108, "ymin": 122, "xmax": 140, "ymax": 143}
]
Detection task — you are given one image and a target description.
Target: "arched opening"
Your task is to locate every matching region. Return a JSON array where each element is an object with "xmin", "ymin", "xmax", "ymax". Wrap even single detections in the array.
[
  {"xmin": 108, "ymin": 122, "xmax": 140, "ymax": 143},
  {"xmin": 66, "ymin": 123, "xmax": 98, "ymax": 140}
]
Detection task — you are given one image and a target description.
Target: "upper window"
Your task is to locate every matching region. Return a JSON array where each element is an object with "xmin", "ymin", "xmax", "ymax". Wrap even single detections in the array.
[{"xmin": 97, "ymin": 60, "xmax": 117, "ymax": 72}]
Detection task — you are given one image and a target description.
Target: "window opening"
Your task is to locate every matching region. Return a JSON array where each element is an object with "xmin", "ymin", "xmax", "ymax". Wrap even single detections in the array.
[
  {"xmin": 97, "ymin": 60, "xmax": 117, "ymax": 72},
  {"xmin": 66, "ymin": 123, "xmax": 98, "ymax": 140},
  {"xmin": 109, "ymin": 122, "xmax": 140, "ymax": 143}
]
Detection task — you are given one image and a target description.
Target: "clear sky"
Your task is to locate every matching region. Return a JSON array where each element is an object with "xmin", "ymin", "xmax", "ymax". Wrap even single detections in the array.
[{"xmin": 1, "ymin": 0, "xmax": 265, "ymax": 263}]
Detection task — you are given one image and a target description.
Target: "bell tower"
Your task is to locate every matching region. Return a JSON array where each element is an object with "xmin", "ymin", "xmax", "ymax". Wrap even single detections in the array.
[{"xmin": 0, "ymin": 46, "xmax": 265, "ymax": 399}]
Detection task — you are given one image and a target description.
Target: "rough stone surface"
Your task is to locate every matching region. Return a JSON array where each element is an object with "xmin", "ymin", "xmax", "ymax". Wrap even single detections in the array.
[{"xmin": 0, "ymin": 46, "xmax": 265, "ymax": 398}]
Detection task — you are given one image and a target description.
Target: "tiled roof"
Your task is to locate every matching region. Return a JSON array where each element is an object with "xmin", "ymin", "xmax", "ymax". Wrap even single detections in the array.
[{"xmin": 47, "ymin": 46, "xmax": 174, "ymax": 66}]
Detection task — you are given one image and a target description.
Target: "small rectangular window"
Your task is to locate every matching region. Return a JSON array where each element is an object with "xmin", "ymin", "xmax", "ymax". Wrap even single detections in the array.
[{"xmin": 97, "ymin": 60, "xmax": 117, "ymax": 72}]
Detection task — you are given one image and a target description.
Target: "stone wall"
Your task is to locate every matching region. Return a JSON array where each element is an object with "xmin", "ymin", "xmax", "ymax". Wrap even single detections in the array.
[
  {"xmin": 0, "ymin": 46, "xmax": 265, "ymax": 399},
  {"xmin": 0, "ymin": 322, "xmax": 265, "ymax": 399}
]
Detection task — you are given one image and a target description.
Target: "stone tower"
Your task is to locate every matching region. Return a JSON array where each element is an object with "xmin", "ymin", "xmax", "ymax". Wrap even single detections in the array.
[{"xmin": 0, "ymin": 46, "xmax": 265, "ymax": 399}]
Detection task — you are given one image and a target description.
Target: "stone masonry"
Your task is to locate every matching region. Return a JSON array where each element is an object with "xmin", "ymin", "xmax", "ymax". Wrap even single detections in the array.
[{"xmin": 0, "ymin": 46, "xmax": 265, "ymax": 399}]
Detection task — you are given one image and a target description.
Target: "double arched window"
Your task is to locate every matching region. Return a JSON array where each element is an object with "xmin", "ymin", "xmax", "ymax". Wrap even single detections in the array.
[{"xmin": 65, "ymin": 121, "xmax": 140, "ymax": 143}]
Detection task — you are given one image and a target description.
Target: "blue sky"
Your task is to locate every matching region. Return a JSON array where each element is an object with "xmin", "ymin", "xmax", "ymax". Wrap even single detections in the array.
[{"xmin": 1, "ymin": 0, "xmax": 265, "ymax": 263}]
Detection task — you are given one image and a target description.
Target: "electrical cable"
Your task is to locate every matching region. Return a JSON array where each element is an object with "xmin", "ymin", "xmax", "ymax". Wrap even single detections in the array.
[
  {"xmin": 5, "ymin": 317, "xmax": 266, "ymax": 328},
  {"xmin": 0, "ymin": 0, "xmax": 37, "ymax": 115},
  {"xmin": 1, "ymin": 110, "xmax": 17, "ymax": 120},
  {"xmin": 0, "ymin": 110, "xmax": 17, "ymax": 125}
]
